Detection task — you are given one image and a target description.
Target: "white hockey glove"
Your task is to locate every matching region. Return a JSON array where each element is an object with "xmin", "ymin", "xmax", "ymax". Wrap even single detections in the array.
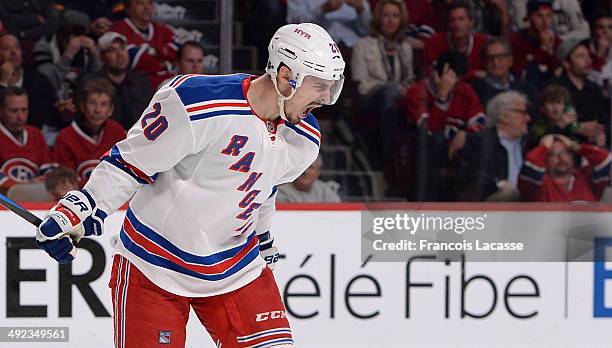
[
  {"xmin": 257, "ymin": 231, "xmax": 280, "ymax": 270},
  {"xmin": 35, "ymin": 189, "xmax": 106, "ymax": 263}
]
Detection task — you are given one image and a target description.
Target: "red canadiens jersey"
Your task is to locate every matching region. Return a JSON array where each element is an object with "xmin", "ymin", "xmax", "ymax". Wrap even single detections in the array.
[
  {"xmin": 405, "ymin": 79, "xmax": 485, "ymax": 139},
  {"xmin": 509, "ymin": 30, "xmax": 561, "ymax": 78},
  {"xmin": 0, "ymin": 123, "xmax": 55, "ymax": 187},
  {"xmin": 109, "ymin": 18, "xmax": 178, "ymax": 88},
  {"xmin": 53, "ymin": 120, "xmax": 126, "ymax": 181}
]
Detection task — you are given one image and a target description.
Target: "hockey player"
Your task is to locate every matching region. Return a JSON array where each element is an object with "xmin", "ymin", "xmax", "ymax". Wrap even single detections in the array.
[{"xmin": 35, "ymin": 23, "xmax": 345, "ymax": 348}]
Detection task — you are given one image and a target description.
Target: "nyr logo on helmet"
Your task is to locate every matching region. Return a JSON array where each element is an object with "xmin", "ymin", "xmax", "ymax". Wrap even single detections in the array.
[
  {"xmin": 294, "ymin": 28, "xmax": 311, "ymax": 39},
  {"xmin": 76, "ymin": 159, "xmax": 101, "ymax": 181},
  {"xmin": 1, "ymin": 158, "xmax": 37, "ymax": 182}
]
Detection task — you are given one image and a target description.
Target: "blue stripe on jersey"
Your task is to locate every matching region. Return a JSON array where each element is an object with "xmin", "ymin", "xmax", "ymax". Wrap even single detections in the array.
[
  {"xmin": 189, "ymin": 109, "xmax": 253, "ymax": 121},
  {"xmin": 284, "ymin": 122, "xmax": 320, "ymax": 147},
  {"xmin": 119, "ymin": 228, "xmax": 261, "ymax": 281},
  {"xmin": 102, "ymin": 146, "xmax": 158, "ymax": 185},
  {"xmin": 174, "ymin": 74, "xmax": 250, "ymax": 107},
  {"xmin": 126, "ymin": 209, "xmax": 256, "ymax": 265}
]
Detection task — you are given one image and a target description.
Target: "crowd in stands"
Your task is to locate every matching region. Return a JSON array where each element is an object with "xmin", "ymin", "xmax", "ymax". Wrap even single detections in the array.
[
  {"xmin": 0, "ymin": 0, "xmax": 609, "ymax": 204},
  {"xmin": 290, "ymin": 0, "xmax": 610, "ymax": 203}
]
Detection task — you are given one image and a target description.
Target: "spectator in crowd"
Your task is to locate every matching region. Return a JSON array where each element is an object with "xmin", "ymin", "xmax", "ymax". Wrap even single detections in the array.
[
  {"xmin": 158, "ymin": 41, "xmax": 205, "ymax": 88},
  {"xmin": 109, "ymin": 0, "xmax": 178, "ymax": 88},
  {"xmin": 0, "ymin": 87, "xmax": 55, "ymax": 192},
  {"xmin": 44, "ymin": 166, "xmax": 78, "ymax": 201},
  {"xmin": 405, "ymin": 51, "xmax": 485, "ymax": 201},
  {"xmin": 176, "ymin": 41, "xmax": 205, "ymax": 75},
  {"xmin": 351, "ymin": 0, "xmax": 413, "ymax": 162},
  {"xmin": 547, "ymin": 37, "xmax": 610, "ymax": 144},
  {"xmin": 368, "ymin": 0, "xmax": 435, "ymax": 29},
  {"xmin": 586, "ymin": 9, "xmax": 611, "ymax": 94},
  {"xmin": 81, "ymin": 31, "xmax": 152, "ymax": 130},
  {"xmin": 470, "ymin": 37, "xmax": 538, "ymax": 115},
  {"xmin": 0, "ymin": 33, "xmax": 57, "ymax": 131},
  {"xmin": 423, "ymin": 2, "xmax": 488, "ymax": 80},
  {"xmin": 53, "ymin": 78, "xmax": 125, "ymax": 183},
  {"xmin": 286, "ymin": 0, "xmax": 372, "ymax": 48},
  {"xmin": 56, "ymin": 0, "xmax": 125, "ymax": 37},
  {"xmin": 454, "ymin": 91, "xmax": 531, "ymax": 202},
  {"xmin": 509, "ymin": 0, "xmax": 561, "ymax": 87},
  {"xmin": 466, "ymin": 0, "xmax": 510, "ymax": 36},
  {"xmin": 527, "ymin": 84, "xmax": 605, "ymax": 148},
  {"xmin": 406, "ymin": 50, "xmax": 485, "ymax": 157},
  {"xmin": 277, "ymin": 155, "xmax": 341, "ymax": 203},
  {"xmin": 32, "ymin": 9, "xmax": 102, "ymax": 145},
  {"xmin": 0, "ymin": 0, "xmax": 59, "ymax": 64},
  {"xmin": 510, "ymin": 0, "xmax": 590, "ymax": 41},
  {"xmin": 519, "ymin": 134, "xmax": 611, "ymax": 202},
  {"xmin": 368, "ymin": 0, "xmax": 436, "ymax": 50},
  {"xmin": 34, "ymin": 10, "xmax": 102, "ymax": 88}
]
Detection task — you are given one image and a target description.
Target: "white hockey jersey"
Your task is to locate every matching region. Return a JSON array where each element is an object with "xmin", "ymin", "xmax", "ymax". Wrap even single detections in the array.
[{"xmin": 84, "ymin": 74, "xmax": 321, "ymax": 297}]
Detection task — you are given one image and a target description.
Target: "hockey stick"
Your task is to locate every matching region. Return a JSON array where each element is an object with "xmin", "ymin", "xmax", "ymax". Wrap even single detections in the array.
[{"xmin": 0, "ymin": 193, "xmax": 43, "ymax": 227}]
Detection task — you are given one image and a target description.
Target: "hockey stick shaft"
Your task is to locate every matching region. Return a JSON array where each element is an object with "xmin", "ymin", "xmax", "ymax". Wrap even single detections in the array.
[{"xmin": 0, "ymin": 193, "xmax": 43, "ymax": 227}]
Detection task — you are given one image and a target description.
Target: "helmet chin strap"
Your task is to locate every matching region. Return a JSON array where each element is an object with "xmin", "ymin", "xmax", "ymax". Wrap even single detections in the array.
[{"xmin": 270, "ymin": 74, "xmax": 297, "ymax": 122}]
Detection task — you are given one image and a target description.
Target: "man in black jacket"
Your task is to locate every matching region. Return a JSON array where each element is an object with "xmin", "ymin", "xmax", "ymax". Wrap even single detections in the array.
[{"xmin": 454, "ymin": 91, "xmax": 531, "ymax": 201}]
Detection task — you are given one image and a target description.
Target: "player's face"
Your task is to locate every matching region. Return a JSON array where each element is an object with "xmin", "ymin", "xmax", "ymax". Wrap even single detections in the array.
[
  {"xmin": 448, "ymin": 8, "xmax": 473, "ymax": 39},
  {"xmin": 284, "ymin": 75, "xmax": 334, "ymax": 124},
  {"xmin": 82, "ymin": 93, "xmax": 114, "ymax": 129},
  {"xmin": 102, "ymin": 40, "xmax": 129, "ymax": 71},
  {"xmin": 179, "ymin": 46, "xmax": 204, "ymax": 74},
  {"xmin": 128, "ymin": 0, "xmax": 153, "ymax": 24},
  {"xmin": 0, "ymin": 35, "xmax": 22, "ymax": 67},
  {"xmin": 0, "ymin": 94, "xmax": 28, "ymax": 133}
]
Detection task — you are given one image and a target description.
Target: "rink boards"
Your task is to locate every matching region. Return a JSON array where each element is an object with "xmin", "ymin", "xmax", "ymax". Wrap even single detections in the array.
[{"xmin": 0, "ymin": 203, "xmax": 611, "ymax": 347}]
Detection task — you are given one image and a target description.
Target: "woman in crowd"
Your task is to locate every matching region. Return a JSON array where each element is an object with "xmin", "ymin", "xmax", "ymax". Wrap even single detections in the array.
[{"xmin": 351, "ymin": 0, "xmax": 414, "ymax": 164}]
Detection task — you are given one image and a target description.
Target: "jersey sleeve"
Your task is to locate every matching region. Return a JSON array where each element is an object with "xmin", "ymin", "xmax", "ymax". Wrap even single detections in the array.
[{"xmin": 84, "ymin": 86, "xmax": 202, "ymax": 216}]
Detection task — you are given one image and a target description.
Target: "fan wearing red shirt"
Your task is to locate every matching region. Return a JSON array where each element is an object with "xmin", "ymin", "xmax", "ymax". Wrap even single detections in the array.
[
  {"xmin": 108, "ymin": 0, "xmax": 178, "ymax": 88},
  {"xmin": 509, "ymin": 0, "xmax": 561, "ymax": 85},
  {"xmin": 518, "ymin": 134, "xmax": 612, "ymax": 202},
  {"xmin": 423, "ymin": 2, "xmax": 488, "ymax": 80},
  {"xmin": 406, "ymin": 50, "xmax": 485, "ymax": 158},
  {"xmin": 53, "ymin": 78, "xmax": 126, "ymax": 183},
  {"xmin": 0, "ymin": 87, "xmax": 55, "ymax": 190}
]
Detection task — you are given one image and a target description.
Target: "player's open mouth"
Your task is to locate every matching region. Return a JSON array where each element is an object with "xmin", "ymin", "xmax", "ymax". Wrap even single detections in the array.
[{"xmin": 300, "ymin": 105, "xmax": 318, "ymax": 119}]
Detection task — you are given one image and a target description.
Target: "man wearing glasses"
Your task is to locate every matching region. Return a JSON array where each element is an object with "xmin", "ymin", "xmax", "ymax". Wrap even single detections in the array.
[{"xmin": 470, "ymin": 37, "xmax": 538, "ymax": 116}]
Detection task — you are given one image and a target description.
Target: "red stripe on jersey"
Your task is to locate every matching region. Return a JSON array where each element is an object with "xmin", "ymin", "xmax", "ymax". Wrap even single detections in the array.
[
  {"xmin": 297, "ymin": 121, "xmax": 321, "ymax": 138},
  {"xmin": 116, "ymin": 157, "xmax": 154, "ymax": 184},
  {"xmin": 123, "ymin": 218, "xmax": 259, "ymax": 275},
  {"xmin": 171, "ymin": 74, "xmax": 197, "ymax": 88},
  {"xmin": 242, "ymin": 332, "xmax": 293, "ymax": 346},
  {"xmin": 186, "ymin": 101, "xmax": 249, "ymax": 113}
]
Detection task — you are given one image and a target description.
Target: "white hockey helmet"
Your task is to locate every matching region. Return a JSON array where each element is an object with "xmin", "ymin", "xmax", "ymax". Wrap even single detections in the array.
[{"xmin": 266, "ymin": 23, "xmax": 345, "ymax": 111}]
